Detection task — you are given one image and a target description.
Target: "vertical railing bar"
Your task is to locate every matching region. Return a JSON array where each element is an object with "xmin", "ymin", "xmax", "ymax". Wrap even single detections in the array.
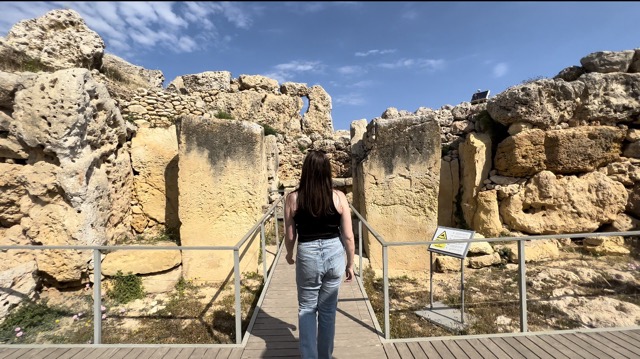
[
  {"xmin": 383, "ymin": 245, "xmax": 390, "ymax": 340},
  {"xmin": 261, "ymin": 222, "xmax": 267, "ymax": 285},
  {"xmin": 274, "ymin": 208, "xmax": 279, "ymax": 249},
  {"xmin": 234, "ymin": 249, "xmax": 242, "ymax": 344},
  {"xmin": 461, "ymin": 259, "xmax": 465, "ymax": 324},
  {"xmin": 429, "ymin": 251, "xmax": 433, "ymax": 309},
  {"xmin": 92, "ymin": 249, "xmax": 102, "ymax": 345},
  {"xmin": 358, "ymin": 220, "xmax": 363, "ymax": 278},
  {"xmin": 518, "ymin": 239, "xmax": 528, "ymax": 332}
]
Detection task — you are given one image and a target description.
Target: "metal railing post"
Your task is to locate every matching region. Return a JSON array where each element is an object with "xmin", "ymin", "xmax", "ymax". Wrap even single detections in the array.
[
  {"xmin": 261, "ymin": 223, "xmax": 267, "ymax": 284},
  {"xmin": 518, "ymin": 239, "xmax": 528, "ymax": 332},
  {"xmin": 92, "ymin": 249, "xmax": 102, "ymax": 344},
  {"xmin": 234, "ymin": 249, "xmax": 242, "ymax": 344},
  {"xmin": 274, "ymin": 210, "xmax": 279, "ymax": 248},
  {"xmin": 358, "ymin": 220, "xmax": 363, "ymax": 278},
  {"xmin": 383, "ymin": 245, "xmax": 390, "ymax": 340}
]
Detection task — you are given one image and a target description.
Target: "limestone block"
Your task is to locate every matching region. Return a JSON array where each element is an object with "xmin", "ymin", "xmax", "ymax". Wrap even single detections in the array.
[
  {"xmin": 630, "ymin": 49, "xmax": 640, "ymax": 73},
  {"xmin": 468, "ymin": 253, "xmax": 501, "ymax": 269},
  {"xmin": 459, "ymin": 132, "xmax": 492, "ymax": 228},
  {"xmin": 140, "ymin": 266, "xmax": 182, "ymax": 294},
  {"xmin": 168, "ymin": 71, "xmax": 231, "ymax": 94},
  {"xmin": 0, "ymin": 261, "xmax": 37, "ymax": 319},
  {"xmin": 580, "ymin": 50, "xmax": 635, "ymax": 73},
  {"xmin": 435, "ymin": 256, "xmax": 467, "ymax": 272},
  {"xmin": 496, "ymin": 239, "xmax": 560, "ymax": 263},
  {"xmin": 487, "ymin": 73, "xmax": 640, "ymax": 128},
  {"xmin": 280, "ymin": 82, "xmax": 309, "ymax": 97},
  {"xmin": 2, "ymin": 9, "xmax": 104, "ymax": 70},
  {"xmin": 437, "ymin": 158, "xmax": 459, "ymax": 227},
  {"xmin": 357, "ymin": 116, "xmax": 440, "ymax": 271},
  {"xmin": 496, "ymin": 127, "xmax": 624, "ymax": 177},
  {"xmin": 102, "ymin": 53, "xmax": 164, "ymax": 89},
  {"xmin": 302, "ymin": 85, "xmax": 334, "ymax": 136},
  {"xmin": 239, "ymin": 74, "xmax": 279, "ymax": 93},
  {"xmin": 131, "ymin": 126, "xmax": 179, "ymax": 229},
  {"xmin": 176, "ymin": 116, "xmax": 268, "ymax": 282},
  {"xmin": 500, "ymin": 171, "xmax": 627, "ymax": 234},
  {"xmin": 102, "ymin": 241, "xmax": 181, "ymax": 276},
  {"xmin": 473, "ymin": 190, "xmax": 503, "ymax": 238}
]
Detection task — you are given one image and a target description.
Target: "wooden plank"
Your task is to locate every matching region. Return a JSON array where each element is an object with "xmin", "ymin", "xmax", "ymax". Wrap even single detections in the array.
[
  {"xmin": 534, "ymin": 334, "xmax": 578, "ymax": 359},
  {"xmin": 394, "ymin": 343, "xmax": 415, "ymax": 359},
  {"xmin": 514, "ymin": 336, "xmax": 553, "ymax": 358},
  {"xmin": 463, "ymin": 338, "xmax": 498, "ymax": 359},
  {"xmin": 406, "ymin": 341, "xmax": 428, "ymax": 358},
  {"xmin": 68, "ymin": 348, "xmax": 99, "ymax": 359},
  {"xmin": 453, "ymin": 339, "xmax": 483, "ymax": 359},
  {"xmin": 475, "ymin": 338, "xmax": 511, "ymax": 359},
  {"xmin": 110, "ymin": 347, "xmax": 135, "ymax": 359},
  {"xmin": 416, "ymin": 342, "xmax": 443, "ymax": 359},
  {"xmin": 23, "ymin": 349, "xmax": 48, "ymax": 359},
  {"xmin": 383, "ymin": 343, "xmax": 401, "ymax": 359},
  {"xmin": 430, "ymin": 340, "xmax": 455, "ymax": 359},
  {"xmin": 185, "ymin": 348, "xmax": 208, "ymax": 359},
  {"xmin": 3, "ymin": 349, "xmax": 30, "ymax": 359},
  {"xmin": 578, "ymin": 332, "xmax": 637, "ymax": 359},
  {"xmin": 213, "ymin": 348, "xmax": 232, "ymax": 359},
  {"xmin": 489, "ymin": 337, "xmax": 529, "ymax": 359},
  {"xmin": 539, "ymin": 334, "xmax": 596, "ymax": 359},
  {"xmin": 618, "ymin": 329, "xmax": 640, "ymax": 343},
  {"xmin": 442, "ymin": 340, "xmax": 470, "ymax": 359},
  {"xmin": 524, "ymin": 335, "xmax": 571, "ymax": 359},
  {"xmin": 563, "ymin": 333, "xmax": 616, "ymax": 359},
  {"xmin": 227, "ymin": 347, "xmax": 244, "ymax": 359},
  {"xmin": 175, "ymin": 347, "xmax": 195, "ymax": 359},
  {"xmin": 607, "ymin": 330, "xmax": 640, "ymax": 349}
]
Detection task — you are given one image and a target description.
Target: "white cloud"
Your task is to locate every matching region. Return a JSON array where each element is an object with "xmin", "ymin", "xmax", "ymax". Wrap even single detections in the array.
[
  {"xmin": 402, "ymin": 10, "xmax": 419, "ymax": 20},
  {"xmin": 337, "ymin": 65, "xmax": 367, "ymax": 76},
  {"xmin": 493, "ymin": 62, "xmax": 509, "ymax": 77},
  {"xmin": 265, "ymin": 60, "xmax": 325, "ymax": 83},
  {"xmin": 379, "ymin": 58, "xmax": 445, "ymax": 71},
  {"xmin": 355, "ymin": 49, "xmax": 396, "ymax": 57},
  {"xmin": 335, "ymin": 93, "xmax": 366, "ymax": 106}
]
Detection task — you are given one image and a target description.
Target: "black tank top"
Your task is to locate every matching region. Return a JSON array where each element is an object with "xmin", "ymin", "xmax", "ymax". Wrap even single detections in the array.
[{"xmin": 293, "ymin": 197, "xmax": 341, "ymax": 243}]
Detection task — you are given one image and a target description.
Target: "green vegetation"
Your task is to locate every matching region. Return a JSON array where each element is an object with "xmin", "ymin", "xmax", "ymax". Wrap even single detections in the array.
[
  {"xmin": 102, "ymin": 66, "xmax": 129, "ymax": 84},
  {"xmin": 107, "ymin": 270, "xmax": 145, "ymax": 305},
  {"xmin": 262, "ymin": 123, "xmax": 279, "ymax": 136},
  {"xmin": 0, "ymin": 302, "xmax": 72, "ymax": 343},
  {"xmin": 520, "ymin": 75, "xmax": 547, "ymax": 84},
  {"xmin": 0, "ymin": 55, "xmax": 50, "ymax": 73},
  {"xmin": 214, "ymin": 111, "xmax": 234, "ymax": 120}
]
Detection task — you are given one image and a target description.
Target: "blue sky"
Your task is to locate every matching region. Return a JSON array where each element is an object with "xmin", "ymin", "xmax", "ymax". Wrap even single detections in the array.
[{"xmin": 1, "ymin": 2, "xmax": 639, "ymax": 131}]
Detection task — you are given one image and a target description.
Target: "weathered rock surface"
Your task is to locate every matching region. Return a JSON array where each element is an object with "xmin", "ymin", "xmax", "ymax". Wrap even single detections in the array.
[
  {"xmin": 1, "ymin": 9, "xmax": 104, "ymax": 71},
  {"xmin": 102, "ymin": 241, "xmax": 181, "ymax": 276},
  {"xmin": 500, "ymin": 171, "xmax": 627, "ymax": 234},
  {"xmin": 356, "ymin": 116, "xmax": 440, "ymax": 271}
]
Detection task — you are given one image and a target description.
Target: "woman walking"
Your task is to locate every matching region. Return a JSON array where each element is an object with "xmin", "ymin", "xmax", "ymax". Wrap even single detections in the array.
[{"xmin": 284, "ymin": 150, "xmax": 356, "ymax": 359}]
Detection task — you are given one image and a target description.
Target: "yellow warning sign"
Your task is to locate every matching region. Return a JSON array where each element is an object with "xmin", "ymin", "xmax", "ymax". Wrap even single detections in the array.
[{"xmin": 433, "ymin": 231, "xmax": 447, "ymax": 248}]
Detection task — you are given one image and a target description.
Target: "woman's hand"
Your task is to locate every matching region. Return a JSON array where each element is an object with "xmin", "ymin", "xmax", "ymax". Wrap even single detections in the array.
[
  {"xmin": 285, "ymin": 253, "xmax": 295, "ymax": 265},
  {"xmin": 345, "ymin": 266, "xmax": 354, "ymax": 282}
]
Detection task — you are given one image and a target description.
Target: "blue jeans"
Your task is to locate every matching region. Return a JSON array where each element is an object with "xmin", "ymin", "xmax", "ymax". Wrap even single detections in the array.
[{"xmin": 296, "ymin": 237, "xmax": 345, "ymax": 359}]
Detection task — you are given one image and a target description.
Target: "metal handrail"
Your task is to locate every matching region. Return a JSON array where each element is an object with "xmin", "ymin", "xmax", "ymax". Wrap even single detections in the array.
[
  {"xmin": 349, "ymin": 203, "xmax": 640, "ymax": 340},
  {"xmin": 0, "ymin": 195, "xmax": 284, "ymax": 346}
]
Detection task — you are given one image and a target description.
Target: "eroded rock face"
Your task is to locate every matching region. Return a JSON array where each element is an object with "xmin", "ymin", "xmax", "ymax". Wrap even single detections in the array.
[
  {"xmin": 459, "ymin": 133, "xmax": 492, "ymax": 228},
  {"xmin": 102, "ymin": 54, "xmax": 164, "ymax": 89},
  {"xmin": 1, "ymin": 9, "xmax": 104, "ymax": 71},
  {"xmin": 357, "ymin": 116, "xmax": 440, "ymax": 271},
  {"xmin": 167, "ymin": 71, "xmax": 231, "ymax": 94},
  {"xmin": 580, "ymin": 50, "xmax": 635, "ymax": 73},
  {"xmin": 495, "ymin": 126, "xmax": 625, "ymax": 176},
  {"xmin": 487, "ymin": 73, "xmax": 640, "ymax": 128},
  {"xmin": 500, "ymin": 171, "xmax": 627, "ymax": 234},
  {"xmin": 302, "ymin": 85, "xmax": 333, "ymax": 136},
  {"xmin": 1, "ymin": 68, "xmax": 132, "ymax": 282},
  {"xmin": 102, "ymin": 241, "xmax": 181, "ymax": 276}
]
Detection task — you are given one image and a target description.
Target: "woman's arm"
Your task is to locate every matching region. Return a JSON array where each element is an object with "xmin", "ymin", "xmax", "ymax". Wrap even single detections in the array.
[
  {"xmin": 337, "ymin": 191, "xmax": 355, "ymax": 281},
  {"xmin": 284, "ymin": 192, "xmax": 297, "ymax": 265}
]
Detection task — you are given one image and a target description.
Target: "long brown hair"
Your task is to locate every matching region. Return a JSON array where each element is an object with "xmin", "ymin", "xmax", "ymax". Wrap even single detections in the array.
[{"xmin": 297, "ymin": 150, "xmax": 334, "ymax": 217}]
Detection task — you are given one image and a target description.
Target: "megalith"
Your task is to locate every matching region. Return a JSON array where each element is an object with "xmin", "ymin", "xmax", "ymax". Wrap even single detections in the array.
[{"xmin": 176, "ymin": 116, "xmax": 268, "ymax": 282}]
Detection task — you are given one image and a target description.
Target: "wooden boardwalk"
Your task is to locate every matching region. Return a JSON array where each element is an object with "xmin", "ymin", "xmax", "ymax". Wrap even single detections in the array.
[{"xmin": 1, "ymin": 246, "xmax": 640, "ymax": 358}]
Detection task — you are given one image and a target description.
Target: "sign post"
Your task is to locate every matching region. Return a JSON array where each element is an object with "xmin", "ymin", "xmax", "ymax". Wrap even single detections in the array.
[{"xmin": 417, "ymin": 226, "xmax": 474, "ymax": 331}]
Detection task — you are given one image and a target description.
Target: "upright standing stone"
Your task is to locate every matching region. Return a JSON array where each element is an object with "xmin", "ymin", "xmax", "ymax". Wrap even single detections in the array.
[
  {"xmin": 176, "ymin": 116, "xmax": 268, "ymax": 282},
  {"xmin": 356, "ymin": 116, "xmax": 440, "ymax": 271}
]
